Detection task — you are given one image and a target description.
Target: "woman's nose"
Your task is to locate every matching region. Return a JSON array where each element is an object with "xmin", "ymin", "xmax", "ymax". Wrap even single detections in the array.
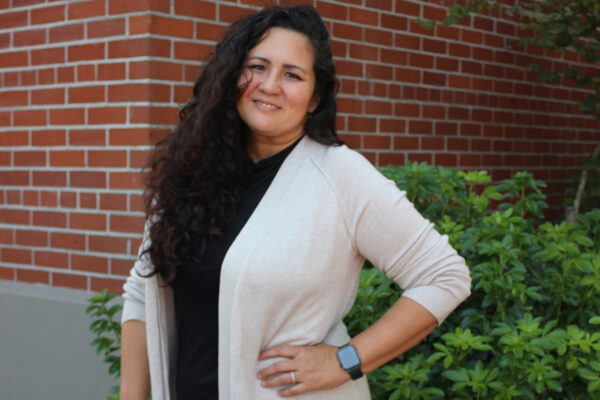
[{"xmin": 258, "ymin": 72, "xmax": 281, "ymax": 95}]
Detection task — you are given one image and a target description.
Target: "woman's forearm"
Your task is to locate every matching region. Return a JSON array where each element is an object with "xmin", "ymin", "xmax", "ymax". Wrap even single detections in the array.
[
  {"xmin": 120, "ymin": 320, "xmax": 151, "ymax": 400},
  {"xmin": 350, "ymin": 296, "xmax": 438, "ymax": 374}
]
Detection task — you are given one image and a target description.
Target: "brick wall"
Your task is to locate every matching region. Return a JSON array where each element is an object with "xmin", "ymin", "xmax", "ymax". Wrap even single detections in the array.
[{"xmin": 1, "ymin": 0, "xmax": 599, "ymax": 294}]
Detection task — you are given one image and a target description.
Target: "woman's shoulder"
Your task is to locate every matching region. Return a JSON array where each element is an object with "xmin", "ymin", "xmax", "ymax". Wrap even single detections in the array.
[{"xmin": 303, "ymin": 136, "xmax": 382, "ymax": 185}]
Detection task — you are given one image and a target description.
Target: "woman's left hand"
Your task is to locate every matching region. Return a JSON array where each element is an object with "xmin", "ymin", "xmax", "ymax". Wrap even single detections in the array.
[{"xmin": 257, "ymin": 343, "xmax": 350, "ymax": 397}]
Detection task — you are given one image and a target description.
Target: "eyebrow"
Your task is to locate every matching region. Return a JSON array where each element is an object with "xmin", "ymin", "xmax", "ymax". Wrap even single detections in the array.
[{"xmin": 247, "ymin": 56, "xmax": 307, "ymax": 74}]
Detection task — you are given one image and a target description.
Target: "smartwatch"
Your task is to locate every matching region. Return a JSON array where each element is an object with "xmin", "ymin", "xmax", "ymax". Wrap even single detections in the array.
[{"xmin": 336, "ymin": 343, "xmax": 363, "ymax": 380}]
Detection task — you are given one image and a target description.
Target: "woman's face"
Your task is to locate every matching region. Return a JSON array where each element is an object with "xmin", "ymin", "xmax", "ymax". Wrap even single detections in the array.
[{"xmin": 236, "ymin": 27, "xmax": 319, "ymax": 149}]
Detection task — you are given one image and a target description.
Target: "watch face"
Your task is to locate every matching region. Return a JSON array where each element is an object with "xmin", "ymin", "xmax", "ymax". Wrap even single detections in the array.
[{"xmin": 338, "ymin": 345, "xmax": 360, "ymax": 368}]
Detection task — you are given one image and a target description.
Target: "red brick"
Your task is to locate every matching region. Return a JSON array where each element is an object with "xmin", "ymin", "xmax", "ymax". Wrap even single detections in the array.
[
  {"xmin": 0, "ymin": 170, "xmax": 29, "ymax": 185},
  {"xmin": 88, "ymin": 18, "xmax": 125, "ymax": 38},
  {"xmin": 109, "ymin": 128, "xmax": 166, "ymax": 146},
  {"xmin": 363, "ymin": 135, "xmax": 391, "ymax": 149},
  {"xmin": 69, "ymin": 86, "xmax": 105, "ymax": 103},
  {"xmin": 409, "ymin": 121, "xmax": 432, "ymax": 134},
  {"xmin": 33, "ymin": 211, "xmax": 66, "ymax": 228},
  {"xmin": 459, "ymin": 153, "xmax": 481, "ymax": 167},
  {"xmin": 0, "ymin": 208, "xmax": 30, "ymax": 225},
  {"xmin": 91, "ymin": 277, "xmax": 124, "ymax": 295},
  {"xmin": 77, "ymin": 64, "xmax": 95, "ymax": 81},
  {"xmin": 333, "ymin": 22, "xmax": 362, "ymax": 41},
  {"xmin": 435, "ymin": 153, "xmax": 458, "ymax": 167},
  {"xmin": 14, "ymin": 151, "xmax": 46, "ymax": 166},
  {"xmin": 14, "ymin": 110, "xmax": 46, "ymax": 126},
  {"xmin": 2, "ymin": 248, "xmax": 31, "ymax": 264},
  {"xmin": 100, "ymin": 193, "xmax": 128, "ymax": 211},
  {"xmin": 335, "ymin": 60, "xmax": 363, "ymax": 77},
  {"xmin": 68, "ymin": 0, "xmax": 105, "ymax": 19},
  {"xmin": 350, "ymin": 44, "xmax": 378, "ymax": 61},
  {"xmin": 22, "ymin": 191, "xmax": 39, "ymax": 206},
  {"xmin": 379, "ymin": 153, "xmax": 405, "ymax": 166},
  {"xmin": 80, "ymin": 192, "xmax": 97, "ymax": 209},
  {"xmin": 98, "ymin": 63, "xmax": 126, "ymax": 80},
  {"xmin": 14, "ymin": 29, "xmax": 46, "ymax": 47},
  {"xmin": 68, "ymin": 43, "xmax": 105, "ymax": 62},
  {"xmin": 349, "ymin": 7, "xmax": 376, "ymax": 24},
  {"xmin": 58, "ymin": 66, "xmax": 75, "ymax": 83},
  {"xmin": 462, "ymin": 29, "xmax": 482, "ymax": 44},
  {"xmin": 0, "ymin": 51, "xmax": 27, "ymax": 68},
  {"xmin": 17, "ymin": 269, "xmax": 49, "ymax": 284},
  {"xmin": 0, "ymin": 229, "xmax": 13, "ymax": 244},
  {"xmin": 173, "ymin": 41, "xmax": 212, "ymax": 62},
  {"xmin": 31, "ymin": 88, "xmax": 64, "ymax": 105},
  {"xmin": 70, "ymin": 212, "xmax": 106, "ymax": 231},
  {"xmin": 365, "ymin": 28, "xmax": 392, "ymax": 46},
  {"xmin": 423, "ymin": 71, "xmax": 446, "ymax": 86},
  {"xmin": 396, "ymin": 0, "xmax": 419, "ymax": 16},
  {"xmin": 16, "ymin": 230, "xmax": 47, "ymax": 247},
  {"xmin": 437, "ymin": 25, "xmax": 459, "ymax": 41},
  {"xmin": 88, "ymin": 107, "xmax": 127, "ymax": 124},
  {"xmin": 88, "ymin": 150, "xmax": 127, "ymax": 167},
  {"xmin": 421, "ymin": 137, "xmax": 444, "ymax": 150},
  {"xmin": 49, "ymin": 108, "xmax": 85, "ymax": 125},
  {"xmin": 40, "ymin": 191, "xmax": 58, "ymax": 207},
  {"xmin": 196, "ymin": 21, "xmax": 226, "ymax": 41},
  {"xmin": 49, "ymin": 232, "xmax": 85, "ymax": 251},
  {"xmin": 54, "ymin": 272, "xmax": 87, "ymax": 290},
  {"xmin": 111, "ymin": 258, "xmax": 134, "ymax": 276},
  {"xmin": 69, "ymin": 129, "xmax": 106, "ymax": 146},
  {"xmin": 89, "ymin": 235, "xmax": 127, "ymax": 254},
  {"xmin": 395, "ymin": 33, "xmax": 420, "ymax": 51},
  {"xmin": 381, "ymin": 119, "xmax": 405, "ymax": 134},
  {"xmin": 49, "ymin": 23, "xmax": 84, "ymax": 43},
  {"xmin": 0, "ymin": 266, "xmax": 14, "ymax": 281},
  {"xmin": 407, "ymin": 153, "xmax": 432, "ymax": 163},
  {"xmin": 32, "ymin": 171, "xmax": 66, "ymax": 187},
  {"xmin": 110, "ymin": 215, "xmax": 145, "ymax": 234},
  {"xmin": 219, "ymin": 4, "xmax": 254, "ymax": 23},
  {"xmin": 109, "ymin": 172, "xmax": 144, "ymax": 190},
  {"xmin": 59, "ymin": 191, "xmax": 76, "ymax": 208},
  {"xmin": 108, "ymin": 0, "xmax": 169, "ymax": 14},
  {"xmin": 130, "ymin": 194, "xmax": 145, "ymax": 212},
  {"xmin": 423, "ymin": 38, "xmax": 446, "ymax": 54},
  {"xmin": 0, "ymin": 90, "xmax": 28, "ymax": 107},
  {"xmin": 72, "ymin": 254, "xmax": 108, "ymax": 273},
  {"xmin": 132, "ymin": 61, "xmax": 183, "ymax": 81},
  {"xmin": 409, "ymin": 53, "xmax": 433, "ymax": 69},
  {"xmin": 70, "ymin": 171, "xmax": 106, "ymax": 188},
  {"xmin": 450, "ymin": 43, "xmax": 470, "ymax": 58},
  {"xmin": 130, "ymin": 106, "xmax": 178, "ymax": 125},
  {"xmin": 348, "ymin": 117, "xmax": 376, "ymax": 133},
  {"xmin": 49, "ymin": 150, "xmax": 85, "ymax": 167},
  {"xmin": 109, "ymin": 38, "xmax": 170, "ymax": 58},
  {"xmin": 0, "ymin": 11, "xmax": 28, "ymax": 30},
  {"xmin": 37, "ymin": 68, "xmax": 56, "ymax": 85},
  {"xmin": 31, "ymin": 5, "xmax": 65, "ymax": 25},
  {"xmin": 174, "ymin": 0, "xmax": 216, "ymax": 19},
  {"xmin": 35, "ymin": 250, "xmax": 68, "ymax": 268}
]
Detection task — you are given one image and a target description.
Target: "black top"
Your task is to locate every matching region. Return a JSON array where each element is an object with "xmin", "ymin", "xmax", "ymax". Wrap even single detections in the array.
[{"xmin": 171, "ymin": 139, "xmax": 300, "ymax": 400}]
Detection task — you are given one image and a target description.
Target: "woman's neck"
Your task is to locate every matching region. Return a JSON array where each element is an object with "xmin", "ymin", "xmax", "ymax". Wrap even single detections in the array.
[{"xmin": 246, "ymin": 133, "xmax": 304, "ymax": 163}]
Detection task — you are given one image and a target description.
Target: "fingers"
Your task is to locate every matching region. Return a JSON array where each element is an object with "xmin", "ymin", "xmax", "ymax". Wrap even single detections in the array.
[
  {"xmin": 258, "ymin": 345, "xmax": 299, "ymax": 361},
  {"xmin": 260, "ymin": 370, "xmax": 298, "ymax": 388},
  {"xmin": 257, "ymin": 359, "xmax": 296, "ymax": 380}
]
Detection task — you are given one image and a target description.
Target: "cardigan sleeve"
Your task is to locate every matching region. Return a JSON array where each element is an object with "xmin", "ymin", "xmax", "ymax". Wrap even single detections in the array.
[
  {"xmin": 121, "ymin": 221, "xmax": 153, "ymax": 324},
  {"xmin": 331, "ymin": 147, "xmax": 471, "ymax": 325}
]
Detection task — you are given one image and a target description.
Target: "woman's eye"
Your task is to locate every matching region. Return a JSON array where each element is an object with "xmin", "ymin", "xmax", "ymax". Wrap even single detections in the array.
[
  {"xmin": 248, "ymin": 64, "xmax": 265, "ymax": 71},
  {"xmin": 285, "ymin": 72, "xmax": 302, "ymax": 80}
]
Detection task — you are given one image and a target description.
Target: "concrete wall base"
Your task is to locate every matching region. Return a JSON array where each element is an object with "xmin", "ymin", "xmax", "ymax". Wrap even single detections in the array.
[{"xmin": 0, "ymin": 281, "xmax": 120, "ymax": 400}]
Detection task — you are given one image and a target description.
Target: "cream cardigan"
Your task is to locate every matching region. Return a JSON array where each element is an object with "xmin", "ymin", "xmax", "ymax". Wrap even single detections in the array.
[{"xmin": 121, "ymin": 135, "xmax": 471, "ymax": 400}]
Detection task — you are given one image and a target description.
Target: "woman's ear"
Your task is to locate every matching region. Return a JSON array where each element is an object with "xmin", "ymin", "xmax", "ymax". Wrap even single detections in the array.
[{"xmin": 308, "ymin": 94, "xmax": 320, "ymax": 113}]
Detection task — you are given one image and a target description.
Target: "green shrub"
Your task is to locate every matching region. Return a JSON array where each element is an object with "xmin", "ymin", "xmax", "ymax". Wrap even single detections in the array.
[
  {"xmin": 86, "ymin": 289, "xmax": 123, "ymax": 400},
  {"xmin": 345, "ymin": 162, "xmax": 600, "ymax": 399}
]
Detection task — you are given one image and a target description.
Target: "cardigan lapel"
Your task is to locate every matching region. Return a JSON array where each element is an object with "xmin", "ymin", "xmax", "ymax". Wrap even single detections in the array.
[{"xmin": 217, "ymin": 134, "xmax": 310, "ymax": 399}]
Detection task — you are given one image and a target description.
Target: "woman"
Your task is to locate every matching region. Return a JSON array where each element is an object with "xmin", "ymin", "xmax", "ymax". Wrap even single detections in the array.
[{"xmin": 120, "ymin": 5, "xmax": 471, "ymax": 400}]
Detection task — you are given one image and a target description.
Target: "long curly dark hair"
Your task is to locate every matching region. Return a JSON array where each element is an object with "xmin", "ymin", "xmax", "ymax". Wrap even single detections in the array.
[{"xmin": 144, "ymin": 5, "xmax": 341, "ymax": 283}]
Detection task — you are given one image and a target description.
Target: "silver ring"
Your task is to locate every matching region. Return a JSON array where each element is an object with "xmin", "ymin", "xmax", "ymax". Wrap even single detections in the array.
[{"xmin": 290, "ymin": 371, "xmax": 296, "ymax": 385}]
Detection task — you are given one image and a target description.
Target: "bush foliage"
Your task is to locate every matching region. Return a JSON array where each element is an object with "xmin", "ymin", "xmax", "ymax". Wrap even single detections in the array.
[{"xmin": 345, "ymin": 162, "xmax": 600, "ymax": 399}]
